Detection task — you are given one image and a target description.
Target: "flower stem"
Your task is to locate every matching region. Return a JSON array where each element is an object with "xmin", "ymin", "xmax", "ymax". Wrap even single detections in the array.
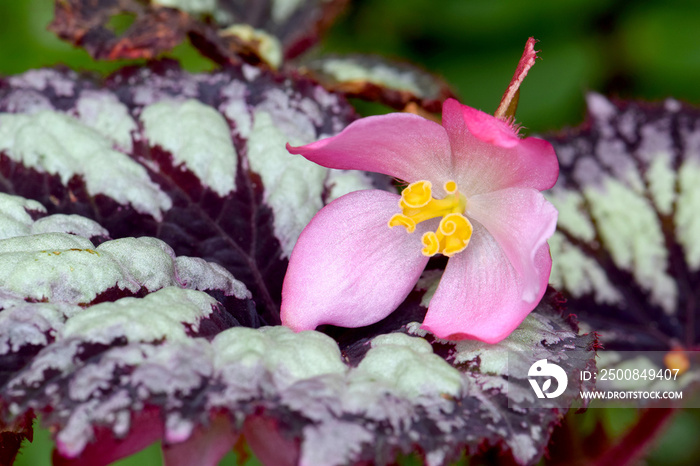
[{"xmin": 592, "ymin": 406, "xmax": 678, "ymax": 466}]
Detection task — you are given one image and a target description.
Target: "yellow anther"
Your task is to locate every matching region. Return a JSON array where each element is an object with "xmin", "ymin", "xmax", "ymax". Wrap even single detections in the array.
[
  {"xmin": 388, "ymin": 213, "xmax": 416, "ymax": 233},
  {"xmin": 421, "ymin": 232, "xmax": 440, "ymax": 256},
  {"xmin": 389, "ymin": 179, "xmax": 473, "ymax": 257},
  {"xmin": 401, "ymin": 180, "xmax": 433, "ymax": 208},
  {"xmin": 439, "ymin": 214, "xmax": 473, "ymax": 256},
  {"xmin": 392, "ymin": 180, "xmax": 467, "ymax": 229},
  {"xmin": 418, "ymin": 214, "xmax": 473, "ymax": 257}
]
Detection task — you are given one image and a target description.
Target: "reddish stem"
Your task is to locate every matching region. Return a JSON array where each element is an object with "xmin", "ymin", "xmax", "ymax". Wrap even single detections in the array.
[{"xmin": 592, "ymin": 406, "xmax": 678, "ymax": 466}]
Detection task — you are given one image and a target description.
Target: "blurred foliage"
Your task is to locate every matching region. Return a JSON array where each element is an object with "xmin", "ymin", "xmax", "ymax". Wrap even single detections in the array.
[
  {"xmin": 320, "ymin": 0, "xmax": 700, "ymax": 133},
  {"xmin": 3, "ymin": 0, "xmax": 700, "ymax": 465},
  {"xmin": 4, "ymin": 0, "xmax": 700, "ymax": 133},
  {"xmin": 0, "ymin": 0, "xmax": 215, "ymax": 77}
]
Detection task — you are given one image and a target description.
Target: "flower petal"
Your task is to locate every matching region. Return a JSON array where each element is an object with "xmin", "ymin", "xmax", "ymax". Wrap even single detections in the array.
[
  {"xmin": 422, "ymin": 225, "xmax": 552, "ymax": 343},
  {"xmin": 281, "ymin": 190, "xmax": 430, "ymax": 331},
  {"xmin": 441, "ymin": 98, "xmax": 559, "ymax": 194},
  {"xmin": 467, "ymin": 187, "xmax": 557, "ymax": 301},
  {"xmin": 287, "ymin": 113, "xmax": 451, "ymax": 184}
]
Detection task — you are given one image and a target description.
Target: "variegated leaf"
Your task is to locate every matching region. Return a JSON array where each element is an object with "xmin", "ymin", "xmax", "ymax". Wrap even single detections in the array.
[
  {"xmin": 0, "ymin": 62, "xmax": 372, "ymax": 324},
  {"xmin": 546, "ymin": 94, "xmax": 700, "ymax": 353},
  {"xmin": 298, "ymin": 55, "xmax": 456, "ymax": 113},
  {"xmin": 0, "ymin": 64, "xmax": 596, "ymax": 466}
]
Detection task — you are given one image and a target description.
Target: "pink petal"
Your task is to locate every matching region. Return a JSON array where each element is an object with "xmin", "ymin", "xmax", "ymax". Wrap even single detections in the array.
[
  {"xmin": 281, "ymin": 190, "xmax": 429, "ymax": 331},
  {"xmin": 467, "ymin": 187, "xmax": 557, "ymax": 302},
  {"xmin": 441, "ymin": 98, "xmax": 559, "ymax": 195},
  {"xmin": 422, "ymin": 225, "xmax": 552, "ymax": 344},
  {"xmin": 461, "ymin": 104, "xmax": 522, "ymax": 148},
  {"xmin": 287, "ymin": 113, "xmax": 451, "ymax": 184}
]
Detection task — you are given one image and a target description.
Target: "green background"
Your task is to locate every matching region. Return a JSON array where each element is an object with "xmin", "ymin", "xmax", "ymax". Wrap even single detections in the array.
[
  {"xmin": 3, "ymin": 0, "xmax": 700, "ymax": 464},
  {"xmin": 5, "ymin": 0, "xmax": 700, "ymax": 133}
]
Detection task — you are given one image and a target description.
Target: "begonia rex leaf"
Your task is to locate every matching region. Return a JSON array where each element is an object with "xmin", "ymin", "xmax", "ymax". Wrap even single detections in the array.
[
  {"xmin": 0, "ymin": 63, "xmax": 596, "ymax": 466},
  {"xmin": 299, "ymin": 55, "xmax": 456, "ymax": 113},
  {"xmin": 0, "ymin": 62, "xmax": 367, "ymax": 324},
  {"xmin": 546, "ymin": 95, "xmax": 700, "ymax": 352},
  {"xmin": 49, "ymin": 0, "xmax": 349, "ymax": 67},
  {"xmin": 545, "ymin": 94, "xmax": 700, "ymax": 392}
]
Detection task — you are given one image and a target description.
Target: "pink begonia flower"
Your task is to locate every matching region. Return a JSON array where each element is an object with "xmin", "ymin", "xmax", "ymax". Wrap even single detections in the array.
[{"xmin": 281, "ymin": 98, "xmax": 558, "ymax": 343}]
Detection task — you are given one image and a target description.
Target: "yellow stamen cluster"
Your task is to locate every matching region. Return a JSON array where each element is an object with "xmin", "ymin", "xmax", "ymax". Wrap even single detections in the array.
[{"xmin": 388, "ymin": 180, "xmax": 473, "ymax": 257}]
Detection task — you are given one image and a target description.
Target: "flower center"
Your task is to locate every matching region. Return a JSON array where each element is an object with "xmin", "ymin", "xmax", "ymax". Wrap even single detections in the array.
[{"xmin": 388, "ymin": 180, "xmax": 473, "ymax": 257}]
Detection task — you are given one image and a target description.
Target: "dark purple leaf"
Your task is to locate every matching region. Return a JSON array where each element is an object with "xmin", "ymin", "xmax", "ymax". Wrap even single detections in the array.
[
  {"xmin": 210, "ymin": 0, "xmax": 350, "ymax": 61},
  {"xmin": 2, "ymin": 288, "xmax": 594, "ymax": 466},
  {"xmin": 49, "ymin": 0, "xmax": 189, "ymax": 61},
  {"xmin": 0, "ymin": 62, "xmax": 363, "ymax": 324},
  {"xmin": 0, "ymin": 410, "xmax": 34, "ymax": 465},
  {"xmin": 298, "ymin": 54, "xmax": 457, "ymax": 113},
  {"xmin": 0, "ymin": 63, "xmax": 595, "ymax": 466},
  {"xmin": 49, "ymin": 0, "xmax": 349, "ymax": 67},
  {"xmin": 545, "ymin": 94, "xmax": 700, "ymax": 353}
]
